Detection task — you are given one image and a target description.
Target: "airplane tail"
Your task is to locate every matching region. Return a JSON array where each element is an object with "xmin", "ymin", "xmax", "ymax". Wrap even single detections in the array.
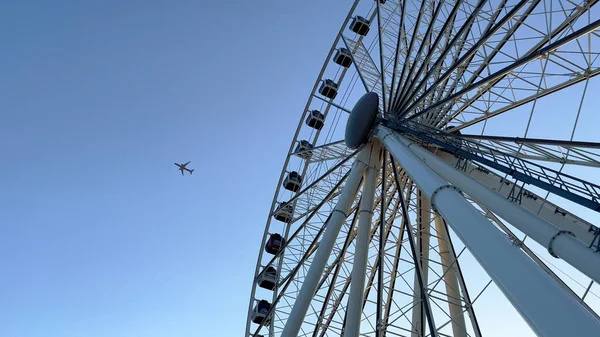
[{"xmin": 190, "ymin": 169, "xmax": 194, "ymax": 175}]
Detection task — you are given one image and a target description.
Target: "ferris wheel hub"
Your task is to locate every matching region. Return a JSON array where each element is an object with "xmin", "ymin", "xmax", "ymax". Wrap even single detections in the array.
[{"xmin": 345, "ymin": 92, "xmax": 379, "ymax": 149}]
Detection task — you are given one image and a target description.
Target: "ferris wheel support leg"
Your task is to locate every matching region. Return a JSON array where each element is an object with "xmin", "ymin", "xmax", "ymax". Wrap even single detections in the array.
[
  {"xmin": 344, "ymin": 141, "xmax": 381, "ymax": 337},
  {"xmin": 281, "ymin": 145, "xmax": 373, "ymax": 337},
  {"xmin": 376, "ymin": 125, "xmax": 600, "ymax": 337},
  {"xmin": 434, "ymin": 214, "xmax": 468, "ymax": 337},
  {"xmin": 411, "ymin": 194, "xmax": 432, "ymax": 337},
  {"xmin": 388, "ymin": 127, "xmax": 600, "ymax": 285}
]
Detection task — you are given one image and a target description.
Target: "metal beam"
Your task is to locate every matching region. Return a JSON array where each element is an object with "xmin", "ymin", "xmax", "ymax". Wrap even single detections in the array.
[
  {"xmin": 395, "ymin": 130, "xmax": 600, "ymax": 284},
  {"xmin": 376, "ymin": 125, "xmax": 600, "ymax": 337},
  {"xmin": 345, "ymin": 141, "xmax": 382, "ymax": 337},
  {"xmin": 434, "ymin": 214, "xmax": 468, "ymax": 337},
  {"xmin": 406, "ymin": 18, "xmax": 600, "ymax": 122},
  {"xmin": 434, "ymin": 151, "xmax": 598, "ymax": 246},
  {"xmin": 457, "ymin": 134, "xmax": 600, "ymax": 149},
  {"xmin": 281, "ymin": 146, "xmax": 372, "ymax": 337},
  {"xmin": 386, "ymin": 120, "xmax": 600, "ymax": 212}
]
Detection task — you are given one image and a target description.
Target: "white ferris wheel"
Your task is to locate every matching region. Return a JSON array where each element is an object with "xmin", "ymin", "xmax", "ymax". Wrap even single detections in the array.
[{"xmin": 246, "ymin": 1, "xmax": 600, "ymax": 336}]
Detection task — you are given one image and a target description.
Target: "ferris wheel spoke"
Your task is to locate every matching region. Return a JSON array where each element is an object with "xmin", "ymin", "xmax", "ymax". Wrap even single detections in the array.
[
  {"xmin": 391, "ymin": 0, "xmax": 429, "ymax": 110},
  {"xmin": 398, "ymin": 0, "xmax": 535, "ymax": 119},
  {"xmin": 396, "ymin": 186, "xmax": 439, "ymax": 337},
  {"xmin": 408, "ymin": 5, "xmax": 600, "ymax": 126},
  {"xmin": 376, "ymin": 1, "xmax": 388, "ymax": 114},
  {"xmin": 397, "ymin": 0, "xmax": 487, "ymax": 113},
  {"xmin": 425, "ymin": 1, "xmax": 595, "ymax": 127},
  {"xmin": 376, "ymin": 149, "xmax": 387, "ymax": 337},
  {"xmin": 456, "ymin": 134, "xmax": 600, "ymax": 168},
  {"xmin": 392, "ymin": 0, "xmax": 438, "ymax": 109},
  {"xmin": 250, "ymin": 171, "xmax": 359, "ymax": 337},
  {"xmin": 370, "ymin": 0, "xmax": 410, "ymax": 104},
  {"xmin": 447, "ymin": 66, "xmax": 600, "ymax": 130},
  {"xmin": 291, "ymin": 140, "xmax": 353, "ymax": 164},
  {"xmin": 311, "ymin": 95, "xmax": 353, "ymax": 115},
  {"xmin": 272, "ymin": 208, "xmax": 355, "ymax": 337},
  {"xmin": 343, "ymin": 35, "xmax": 389, "ymax": 113},
  {"xmin": 389, "ymin": 159, "xmax": 442, "ymax": 336},
  {"xmin": 394, "ymin": 0, "xmax": 449, "ymax": 110},
  {"xmin": 383, "ymin": 164, "xmax": 412, "ymax": 333},
  {"xmin": 282, "ymin": 150, "xmax": 358, "ymax": 222},
  {"xmin": 349, "ymin": 179, "xmax": 406, "ymax": 336},
  {"xmin": 396, "ymin": 0, "xmax": 499, "ymax": 115},
  {"xmin": 263, "ymin": 170, "xmax": 352, "ymax": 281},
  {"xmin": 388, "ymin": 0, "xmax": 407, "ymax": 111},
  {"xmin": 420, "ymin": 0, "xmax": 487, "ymax": 125}
]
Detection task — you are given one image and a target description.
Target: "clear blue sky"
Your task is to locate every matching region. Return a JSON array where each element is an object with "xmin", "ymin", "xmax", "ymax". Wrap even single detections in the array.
[{"xmin": 0, "ymin": 1, "xmax": 349, "ymax": 336}]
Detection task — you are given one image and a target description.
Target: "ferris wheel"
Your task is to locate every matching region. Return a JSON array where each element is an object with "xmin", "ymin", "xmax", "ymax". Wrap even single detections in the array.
[{"xmin": 245, "ymin": 1, "xmax": 600, "ymax": 336}]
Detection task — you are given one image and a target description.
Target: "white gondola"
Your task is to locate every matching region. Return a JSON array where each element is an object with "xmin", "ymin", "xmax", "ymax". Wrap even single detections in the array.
[
  {"xmin": 273, "ymin": 202, "xmax": 294, "ymax": 223},
  {"xmin": 251, "ymin": 300, "xmax": 272, "ymax": 324},
  {"xmin": 294, "ymin": 140, "xmax": 314, "ymax": 159},
  {"xmin": 305, "ymin": 110, "xmax": 325, "ymax": 130},
  {"xmin": 257, "ymin": 266, "xmax": 278, "ymax": 290},
  {"xmin": 333, "ymin": 47, "xmax": 352, "ymax": 67},
  {"xmin": 319, "ymin": 79, "xmax": 339, "ymax": 99},
  {"xmin": 283, "ymin": 171, "xmax": 303, "ymax": 192},
  {"xmin": 350, "ymin": 15, "xmax": 370, "ymax": 36}
]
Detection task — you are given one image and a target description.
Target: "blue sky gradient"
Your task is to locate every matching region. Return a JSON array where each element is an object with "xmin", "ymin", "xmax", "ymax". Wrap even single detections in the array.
[{"xmin": 1, "ymin": 1, "xmax": 350, "ymax": 336}]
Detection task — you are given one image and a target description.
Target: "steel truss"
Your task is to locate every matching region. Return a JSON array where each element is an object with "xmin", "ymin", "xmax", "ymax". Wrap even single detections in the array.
[{"xmin": 385, "ymin": 119, "xmax": 600, "ymax": 212}]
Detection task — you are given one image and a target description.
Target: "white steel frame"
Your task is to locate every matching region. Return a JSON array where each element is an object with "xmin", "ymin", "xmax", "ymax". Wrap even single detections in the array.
[{"xmin": 246, "ymin": 1, "xmax": 600, "ymax": 337}]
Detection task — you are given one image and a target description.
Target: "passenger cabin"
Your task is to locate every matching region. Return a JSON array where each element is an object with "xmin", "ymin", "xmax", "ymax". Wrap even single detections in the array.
[
  {"xmin": 273, "ymin": 202, "xmax": 294, "ymax": 223},
  {"xmin": 306, "ymin": 110, "xmax": 326, "ymax": 130},
  {"xmin": 283, "ymin": 171, "xmax": 303, "ymax": 192},
  {"xmin": 257, "ymin": 266, "xmax": 278, "ymax": 290},
  {"xmin": 265, "ymin": 233, "xmax": 286, "ymax": 255},
  {"xmin": 333, "ymin": 48, "xmax": 353, "ymax": 68},
  {"xmin": 350, "ymin": 16, "xmax": 370, "ymax": 36},
  {"xmin": 251, "ymin": 300, "xmax": 272, "ymax": 324},
  {"xmin": 319, "ymin": 79, "xmax": 339, "ymax": 99},
  {"xmin": 294, "ymin": 140, "xmax": 314, "ymax": 159}
]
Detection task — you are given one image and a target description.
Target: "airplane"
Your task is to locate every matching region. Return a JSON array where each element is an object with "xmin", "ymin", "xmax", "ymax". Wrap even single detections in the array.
[{"xmin": 174, "ymin": 161, "xmax": 194, "ymax": 176}]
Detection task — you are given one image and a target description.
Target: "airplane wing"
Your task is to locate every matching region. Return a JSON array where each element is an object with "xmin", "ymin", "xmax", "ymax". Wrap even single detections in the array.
[{"xmin": 184, "ymin": 161, "xmax": 191, "ymax": 166}]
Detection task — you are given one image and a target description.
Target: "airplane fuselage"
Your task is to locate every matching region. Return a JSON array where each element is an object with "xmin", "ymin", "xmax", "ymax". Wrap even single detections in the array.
[{"xmin": 175, "ymin": 162, "xmax": 194, "ymax": 175}]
